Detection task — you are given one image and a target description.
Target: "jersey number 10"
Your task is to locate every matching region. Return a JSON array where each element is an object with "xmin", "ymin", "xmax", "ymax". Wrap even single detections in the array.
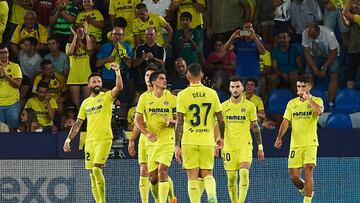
[{"xmin": 189, "ymin": 103, "xmax": 212, "ymax": 127}]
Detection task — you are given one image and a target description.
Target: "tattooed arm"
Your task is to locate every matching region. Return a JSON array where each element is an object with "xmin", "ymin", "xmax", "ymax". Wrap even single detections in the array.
[{"xmin": 251, "ymin": 120, "xmax": 264, "ymax": 160}]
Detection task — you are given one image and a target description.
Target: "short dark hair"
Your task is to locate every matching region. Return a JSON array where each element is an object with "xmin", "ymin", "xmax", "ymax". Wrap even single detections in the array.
[
  {"xmin": 37, "ymin": 81, "xmax": 49, "ymax": 91},
  {"xmin": 0, "ymin": 43, "xmax": 8, "ymax": 50},
  {"xmin": 308, "ymin": 22, "xmax": 320, "ymax": 32},
  {"xmin": 114, "ymin": 17, "xmax": 128, "ymax": 28},
  {"xmin": 88, "ymin": 72, "xmax": 102, "ymax": 82},
  {"xmin": 47, "ymin": 36, "xmax": 58, "ymax": 42},
  {"xmin": 136, "ymin": 3, "xmax": 147, "ymax": 10},
  {"xmin": 297, "ymin": 74, "xmax": 312, "ymax": 84},
  {"xmin": 145, "ymin": 66, "xmax": 157, "ymax": 73},
  {"xmin": 245, "ymin": 77, "xmax": 258, "ymax": 87},
  {"xmin": 149, "ymin": 70, "xmax": 166, "ymax": 83},
  {"xmin": 24, "ymin": 37, "xmax": 38, "ymax": 46},
  {"xmin": 187, "ymin": 63, "xmax": 202, "ymax": 77},
  {"xmin": 229, "ymin": 76, "xmax": 242, "ymax": 83},
  {"xmin": 180, "ymin": 12, "xmax": 192, "ymax": 21},
  {"xmin": 40, "ymin": 59, "xmax": 52, "ymax": 70}
]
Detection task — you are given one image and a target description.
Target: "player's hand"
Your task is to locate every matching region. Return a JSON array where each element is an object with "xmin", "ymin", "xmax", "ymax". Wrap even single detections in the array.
[
  {"xmin": 145, "ymin": 132, "xmax": 157, "ymax": 142},
  {"xmin": 257, "ymin": 150, "xmax": 265, "ymax": 161},
  {"xmin": 110, "ymin": 62, "xmax": 120, "ymax": 72},
  {"xmin": 128, "ymin": 141, "xmax": 136, "ymax": 157},
  {"xmin": 216, "ymin": 137, "xmax": 223, "ymax": 150},
  {"xmin": 274, "ymin": 137, "xmax": 282, "ymax": 149},
  {"xmin": 231, "ymin": 29, "xmax": 241, "ymax": 40},
  {"xmin": 175, "ymin": 145, "xmax": 182, "ymax": 164},
  {"xmin": 63, "ymin": 138, "xmax": 71, "ymax": 152},
  {"xmin": 301, "ymin": 91, "xmax": 310, "ymax": 100}
]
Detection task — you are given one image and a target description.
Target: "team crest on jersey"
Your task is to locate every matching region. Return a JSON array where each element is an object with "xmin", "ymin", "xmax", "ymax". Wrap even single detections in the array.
[
  {"xmin": 164, "ymin": 101, "xmax": 169, "ymax": 106},
  {"xmin": 7, "ymin": 69, "xmax": 11, "ymax": 73},
  {"xmin": 97, "ymin": 98, "xmax": 102, "ymax": 103},
  {"xmin": 128, "ymin": 0, "xmax": 131, "ymax": 4},
  {"xmin": 149, "ymin": 20, "xmax": 154, "ymax": 25},
  {"xmin": 307, "ymin": 104, "xmax": 311, "ymax": 108},
  {"xmin": 241, "ymin": 108, "xmax": 246, "ymax": 113},
  {"xmin": 53, "ymin": 81, "xmax": 58, "ymax": 86}
]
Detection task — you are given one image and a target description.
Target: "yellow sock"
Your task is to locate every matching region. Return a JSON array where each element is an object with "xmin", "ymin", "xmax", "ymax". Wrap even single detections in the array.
[
  {"xmin": 150, "ymin": 182, "xmax": 159, "ymax": 203},
  {"xmin": 92, "ymin": 167, "xmax": 106, "ymax": 203},
  {"xmin": 167, "ymin": 176, "xmax": 175, "ymax": 201},
  {"xmin": 139, "ymin": 176, "xmax": 149, "ymax": 203},
  {"xmin": 239, "ymin": 168, "xmax": 249, "ymax": 203},
  {"xmin": 204, "ymin": 175, "xmax": 217, "ymax": 203},
  {"xmin": 303, "ymin": 196, "xmax": 312, "ymax": 203},
  {"xmin": 89, "ymin": 172, "xmax": 100, "ymax": 202},
  {"xmin": 159, "ymin": 181, "xmax": 169, "ymax": 203},
  {"xmin": 198, "ymin": 177, "xmax": 205, "ymax": 198},
  {"xmin": 188, "ymin": 179, "xmax": 201, "ymax": 203},
  {"xmin": 226, "ymin": 171, "xmax": 238, "ymax": 203}
]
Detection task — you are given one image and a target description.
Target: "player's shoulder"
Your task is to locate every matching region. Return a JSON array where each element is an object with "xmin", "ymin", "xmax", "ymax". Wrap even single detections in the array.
[{"xmin": 311, "ymin": 95, "xmax": 323, "ymax": 102}]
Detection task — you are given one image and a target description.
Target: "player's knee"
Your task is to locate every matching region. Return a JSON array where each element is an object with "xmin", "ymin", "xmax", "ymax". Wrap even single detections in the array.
[
  {"xmin": 289, "ymin": 171, "xmax": 300, "ymax": 180},
  {"xmin": 303, "ymin": 164, "xmax": 314, "ymax": 174},
  {"xmin": 149, "ymin": 173, "xmax": 159, "ymax": 185},
  {"xmin": 140, "ymin": 164, "xmax": 148, "ymax": 176}
]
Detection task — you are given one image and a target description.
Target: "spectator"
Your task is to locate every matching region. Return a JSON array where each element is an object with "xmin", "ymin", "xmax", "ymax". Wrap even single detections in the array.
[
  {"xmin": 0, "ymin": 1, "xmax": 9, "ymax": 43},
  {"xmin": 76, "ymin": 0, "xmax": 104, "ymax": 50},
  {"xmin": 133, "ymin": 27, "xmax": 166, "ymax": 90},
  {"xmin": 17, "ymin": 108, "xmax": 40, "ymax": 132},
  {"xmin": 32, "ymin": 60, "xmax": 67, "ymax": 114},
  {"xmin": 60, "ymin": 104, "xmax": 77, "ymax": 131},
  {"xmin": 272, "ymin": 0, "xmax": 291, "ymax": 36},
  {"xmin": 271, "ymin": 31, "xmax": 302, "ymax": 93},
  {"xmin": 290, "ymin": 0, "xmax": 323, "ymax": 43},
  {"xmin": 207, "ymin": 39, "xmax": 236, "ymax": 77},
  {"xmin": 49, "ymin": 0, "xmax": 80, "ymax": 52},
  {"xmin": 4, "ymin": 0, "xmax": 32, "ymax": 45},
  {"xmin": 109, "ymin": 0, "xmax": 140, "ymax": 48},
  {"xmin": 254, "ymin": 0, "xmax": 274, "ymax": 44},
  {"xmin": 206, "ymin": 0, "xmax": 249, "ymax": 42},
  {"xmin": 168, "ymin": 57, "xmax": 189, "ymax": 94},
  {"xmin": 302, "ymin": 22, "xmax": 339, "ymax": 106},
  {"xmin": 44, "ymin": 37, "xmax": 70, "ymax": 78},
  {"xmin": 259, "ymin": 45, "xmax": 272, "ymax": 100},
  {"xmin": 95, "ymin": 27, "xmax": 132, "ymax": 105},
  {"xmin": 33, "ymin": 0, "xmax": 56, "ymax": 29},
  {"xmin": 66, "ymin": 23, "xmax": 92, "ymax": 108},
  {"xmin": 242, "ymin": 77, "xmax": 266, "ymax": 123},
  {"xmin": 224, "ymin": 22, "xmax": 266, "ymax": 81},
  {"xmin": 10, "ymin": 11, "xmax": 48, "ymax": 57},
  {"xmin": 133, "ymin": 3, "xmax": 173, "ymax": 48},
  {"xmin": 18, "ymin": 37, "xmax": 43, "ymax": 101},
  {"xmin": 324, "ymin": 0, "xmax": 350, "ymax": 49},
  {"xmin": 25, "ymin": 81, "xmax": 58, "ymax": 132},
  {"xmin": 343, "ymin": 1, "xmax": 360, "ymax": 88},
  {"xmin": 0, "ymin": 44, "xmax": 22, "ymax": 131},
  {"xmin": 174, "ymin": 12, "xmax": 200, "ymax": 65}
]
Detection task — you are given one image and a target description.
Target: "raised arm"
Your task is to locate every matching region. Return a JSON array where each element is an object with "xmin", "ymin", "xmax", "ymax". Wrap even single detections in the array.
[{"xmin": 110, "ymin": 62, "xmax": 123, "ymax": 98}]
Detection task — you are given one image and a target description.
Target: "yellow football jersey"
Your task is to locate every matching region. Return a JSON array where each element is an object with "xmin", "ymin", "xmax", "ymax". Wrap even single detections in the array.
[
  {"xmin": 66, "ymin": 44, "xmax": 92, "ymax": 85},
  {"xmin": 32, "ymin": 72, "xmax": 68, "ymax": 100},
  {"xmin": 136, "ymin": 90, "xmax": 176, "ymax": 146},
  {"xmin": 177, "ymin": 84, "xmax": 222, "ymax": 146},
  {"xmin": 0, "ymin": 1, "xmax": 9, "ymax": 43},
  {"xmin": 11, "ymin": 23, "xmax": 48, "ymax": 45},
  {"xmin": 242, "ymin": 92, "xmax": 265, "ymax": 112},
  {"xmin": 260, "ymin": 50, "xmax": 271, "ymax": 72},
  {"xmin": 127, "ymin": 106, "xmax": 136, "ymax": 127},
  {"xmin": 78, "ymin": 91, "xmax": 115, "ymax": 141},
  {"xmin": 76, "ymin": 9, "xmax": 104, "ymax": 42},
  {"xmin": 222, "ymin": 97, "xmax": 257, "ymax": 151},
  {"xmin": 174, "ymin": 0, "xmax": 205, "ymax": 29},
  {"xmin": 133, "ymin": 13, "xmax": 168, "ymax": 46},
  {"xmin": 0, "ymin": 62, "xmax": 22, "ymax": 106},
  {"xmin": 24, "ymin": 97, "xmax": 58, "ymax": 126},
  {"xmin": 283, "ymin": 96, "xmax": 323, "ymax": 148}
]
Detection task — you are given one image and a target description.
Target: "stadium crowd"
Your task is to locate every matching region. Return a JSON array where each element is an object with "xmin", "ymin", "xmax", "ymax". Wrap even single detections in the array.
[{"xmin": 0, "ymin": 0, "xmax": 360, "ymax": 133}]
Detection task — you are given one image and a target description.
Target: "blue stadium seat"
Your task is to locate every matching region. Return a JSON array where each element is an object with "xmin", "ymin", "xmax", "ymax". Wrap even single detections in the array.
[
  {"xmin": 332, "ymin": 88, "xmax": 360, "ymax": 114},
  {"xmin": 326, "ymin": 113, "xmax": 353, "ymax": 129},
  {"xmin": 311, "ymin": 88, "xmax": 329, "ymax": 112},
  {"xmin": 267, "ymin": 89, "xmax": 293, "ymax": 114}
]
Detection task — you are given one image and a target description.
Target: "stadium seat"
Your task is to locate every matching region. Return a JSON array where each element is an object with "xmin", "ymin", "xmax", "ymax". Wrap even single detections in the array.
[
  {"xmin": 326, "ymin": 113, "xmax": 353, "ymax": 129},
  {"xmin": 332, "ymin": 88, "xmax": 360, "ymax": 114},
  {"xmin": 311, "ymin": 88, "xmax": 329, "ymax": 112},
  {"xmin": 267, "ymin": 89, "xmax": 293, "ymax": 114}
]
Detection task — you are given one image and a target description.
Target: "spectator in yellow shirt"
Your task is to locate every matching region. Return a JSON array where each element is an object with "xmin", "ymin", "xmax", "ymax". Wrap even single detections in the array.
[
  {"xmin": 10, "ymin": 11, "xmax": 48, "ymax": 58},
  {"xmin": 0, "ymin": 44, "xmax": 22, "ymax": 131}
]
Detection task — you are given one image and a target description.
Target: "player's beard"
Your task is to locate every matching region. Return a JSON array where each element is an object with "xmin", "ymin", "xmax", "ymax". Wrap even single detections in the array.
[
  {"xmin": 91, "ymin": 86, "xmax": 101, "ymax": 95},
  {"xmin": 232, "ymin": 92, "xmax": 240, "ymax": 99}
]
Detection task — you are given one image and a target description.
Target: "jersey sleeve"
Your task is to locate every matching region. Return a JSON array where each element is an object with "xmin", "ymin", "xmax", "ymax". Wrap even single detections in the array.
[
  {"xmin": 10, "ymin": 25, "xmax": 21, "ymax": 44},
  {"xmin": 158, "ymin": 15, "xmax": 167, "ymax": 27},
  {"xmin": 283, "ymin": 100, "xmax": 293, "ymax": 121},
  {"xmin": 136, "ymin": 94, "xmax": 147, "ymax": 115},
  {"xmin": 49, "ymin": 98, "xmax": 58, "ymax": 110},
  {"xmin": 12, "ymin": 63, "xmax": 23, "ymax": 79},
  {"xmin": 249, "ymin": 102, "xmax": 257, "ymax": 122},
  {"xmin": 213, "ymin": 91, "xmax": 222, "ymax": 113},
  {"xmin": 108, "ymin": 0, "xmax": 116, "ymax": 15},
  {"xmin": 77, "ymin": 101, "xmax": 87, "ymax": 120},
  {"xmin": 176, "ymin": 91, "xmax": 186, "ymax": 114},
  {"xmin": 313, "ymin": 96, "xmax": 324, "ymax": 110}
]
